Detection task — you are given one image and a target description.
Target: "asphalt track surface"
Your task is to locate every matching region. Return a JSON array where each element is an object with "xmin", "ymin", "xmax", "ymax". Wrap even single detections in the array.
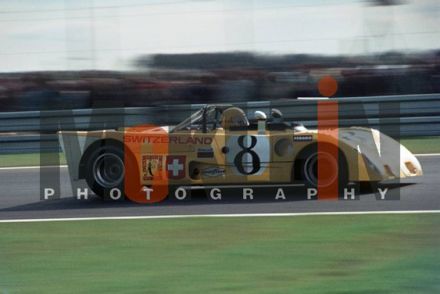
[{"xmin": 0, "ymin": 156, "xmax": 439, "ymax": 220}]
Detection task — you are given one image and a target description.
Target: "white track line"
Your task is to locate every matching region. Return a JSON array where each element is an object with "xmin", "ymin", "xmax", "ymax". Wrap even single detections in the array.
[
  {"xmin": 0, "ymin": 165, "xmax": 68, "ymax": 171},
  {"xmin": 0, "ymin": 210, "xmax": 439, "ymax": 223},
  {"xmin": 0, "ymin": 153, "xmax": 439, "ymax": 171}
]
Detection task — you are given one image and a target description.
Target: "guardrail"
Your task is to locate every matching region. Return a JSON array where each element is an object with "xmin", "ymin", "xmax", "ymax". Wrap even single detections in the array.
[{"xmin": 1, "ymin": 93, "xmax": 439, "ymax": 154}]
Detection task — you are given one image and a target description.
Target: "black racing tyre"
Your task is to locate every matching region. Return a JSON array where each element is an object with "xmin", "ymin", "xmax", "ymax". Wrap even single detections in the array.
[
  {"xmin": 298, "ymin": 145, "xmax": 348, "ymax": 193},
  {"xmin": 84, "ymin": 142, "xmax": 128, "ymax": 201}
]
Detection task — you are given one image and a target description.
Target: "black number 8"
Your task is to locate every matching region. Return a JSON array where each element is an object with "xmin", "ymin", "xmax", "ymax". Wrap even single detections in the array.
[{"xmin": 234, "ymin": 135, "xmax": 261, "ymax": 175}]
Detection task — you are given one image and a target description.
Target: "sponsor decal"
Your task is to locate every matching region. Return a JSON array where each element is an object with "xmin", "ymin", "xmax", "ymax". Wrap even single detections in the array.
[
  {"xmin": 294, "ymin": 135, "xmax": 313, "ymax": 142},
  {"xmin": 142, "ymin": 155, "xmax": 163, "ymax": 180},
  {"xmin": 166, "ymin": 156, "xmax": 186, "ymax": 179},
  {"xmin": 197, "ymin": 147, "xmax": 214, "ymax": 158},
  {"xmin": 125, "ymin": 135, "xmax": 212, "ymax": 145},
  {"xmin": 202, "ymin": 167, "xmax": 225, "ymax": 177}
]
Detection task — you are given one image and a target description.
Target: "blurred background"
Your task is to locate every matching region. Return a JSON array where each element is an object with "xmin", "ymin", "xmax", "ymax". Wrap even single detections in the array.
[{"xmin": 0, "ymin": 0, "xmax": 439, "ymax": 111}]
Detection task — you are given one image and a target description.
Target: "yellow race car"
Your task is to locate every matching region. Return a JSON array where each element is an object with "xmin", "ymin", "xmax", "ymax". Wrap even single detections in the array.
[{"xmin": 59, "ymin": 104, "xmax": 422, "ymax": 202}]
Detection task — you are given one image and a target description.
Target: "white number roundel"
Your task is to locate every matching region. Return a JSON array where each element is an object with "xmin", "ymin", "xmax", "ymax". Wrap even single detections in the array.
[{"xmin": 226, "ymin": 135, "xmax": 270, "ymax": 175}]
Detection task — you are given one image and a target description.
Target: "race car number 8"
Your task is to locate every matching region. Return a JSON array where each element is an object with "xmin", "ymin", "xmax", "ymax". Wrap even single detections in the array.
[
  {"xmin": 227, "ymin": 135, "xmax": 270, "ymax": 175},
  {"xmin": 235, "ymin": 135, "xmax": 260, "ymax": 175}
]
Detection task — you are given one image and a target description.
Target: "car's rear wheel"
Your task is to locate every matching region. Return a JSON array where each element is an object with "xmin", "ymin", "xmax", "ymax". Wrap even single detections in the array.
[{"xmin": 85, "ymin": 143, "xmax": 126, "ymax": 200}]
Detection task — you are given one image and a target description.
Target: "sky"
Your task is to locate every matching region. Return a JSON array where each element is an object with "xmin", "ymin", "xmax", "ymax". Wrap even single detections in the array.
[{"xmin": 0, "ymin": 0, "xmax": 439, "ymax": 72}]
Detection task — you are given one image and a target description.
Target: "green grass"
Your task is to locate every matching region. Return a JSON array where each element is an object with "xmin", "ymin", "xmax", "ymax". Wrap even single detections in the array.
[
  {"xmin": 1, "ymin": 214, "xmax": 439, "ymax": 293},
  {"xmin": 0, "ymin": 152, "xmax": 66, "ymax": 167},
  {"xmin": 400, "ymin": 137, "xmax": 440, "ymax": 154}
]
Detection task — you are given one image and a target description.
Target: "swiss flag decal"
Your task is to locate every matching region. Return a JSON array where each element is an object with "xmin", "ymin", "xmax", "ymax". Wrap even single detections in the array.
[{"xmin": 166, "ymin": 156, "xmax": 186, "ymax": 179}]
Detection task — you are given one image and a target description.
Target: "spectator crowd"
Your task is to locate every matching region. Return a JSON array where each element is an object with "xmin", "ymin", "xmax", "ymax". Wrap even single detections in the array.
[{"xmin": 0, "ymin": 51, "xmax": 439, "ymax": 112}]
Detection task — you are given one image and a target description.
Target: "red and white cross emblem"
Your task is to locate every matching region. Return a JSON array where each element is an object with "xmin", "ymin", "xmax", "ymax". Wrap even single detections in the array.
[{"xmin": 166, "ymin": 156, "xmax": 185, "ymax": 179}]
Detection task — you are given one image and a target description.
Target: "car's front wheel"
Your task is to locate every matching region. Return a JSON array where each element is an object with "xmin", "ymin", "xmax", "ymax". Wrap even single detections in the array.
[{"xmin": 85, "ymin": 143, "xmax": 126, "ymax": 200}]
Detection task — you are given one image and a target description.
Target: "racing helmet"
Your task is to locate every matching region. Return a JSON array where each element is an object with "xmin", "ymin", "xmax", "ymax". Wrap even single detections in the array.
[{"xmin": 220, "ymin": 107, "xmax": 249, "ymax": 129}]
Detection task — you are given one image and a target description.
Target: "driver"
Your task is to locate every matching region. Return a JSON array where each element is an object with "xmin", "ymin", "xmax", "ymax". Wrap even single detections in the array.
[
  {"xmin": 271, "ymin": 108, "xmax": 284, "ymax": 123},
  {"xmin": 220, "ymin": 107, "xmax": 249, "ymax": 129}
]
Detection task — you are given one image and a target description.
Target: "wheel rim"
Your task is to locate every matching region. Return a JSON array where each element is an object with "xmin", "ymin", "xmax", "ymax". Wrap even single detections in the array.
[
  {"xmin": 92, "ymin": 153, "xmax": 125, "ymax": 188},
  {"xmin": 303, "ymin": 152, "xmax": 338, "ymax": 187}
]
